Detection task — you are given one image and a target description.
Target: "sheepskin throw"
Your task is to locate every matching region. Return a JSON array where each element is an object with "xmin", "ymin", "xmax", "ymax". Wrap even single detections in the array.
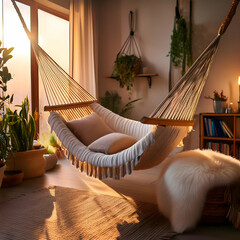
[{"xmin": 156, "ymin": 149, "xmax": 240, "ymax": 233}]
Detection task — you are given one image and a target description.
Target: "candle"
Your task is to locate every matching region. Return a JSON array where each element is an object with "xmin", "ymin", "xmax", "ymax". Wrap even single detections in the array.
[{"xmin": 238, "ymin": 76, "xmax": 240, "ymax": 102}]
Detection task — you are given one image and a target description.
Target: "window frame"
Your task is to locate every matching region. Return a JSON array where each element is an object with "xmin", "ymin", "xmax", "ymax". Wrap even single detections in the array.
[{"xmin": 15, "ymin": 0, "xmax": 69, "ymax": 133}]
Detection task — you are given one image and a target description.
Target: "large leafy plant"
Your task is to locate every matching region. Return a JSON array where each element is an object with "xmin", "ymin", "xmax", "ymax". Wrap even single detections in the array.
[
  {"xmin": 112, "ymin": 55, "xmax": 141, "ymax": 91},
  {"xmin": 100, "ymin": 91, "xmax": 141, "ymax": 117},
  {"xmin": 0, "ymin": 42, "xmax": 14, "ymax": 111},
  {"xmin": 0, "ymin": 41, "xmax": 14, "ymax": 165},
  {"xmin": 7, "ymin": 96, "xmax": 36, "ymax": 152}
]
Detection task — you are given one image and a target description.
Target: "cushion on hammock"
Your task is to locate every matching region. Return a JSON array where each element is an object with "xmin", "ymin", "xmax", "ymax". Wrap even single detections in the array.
[
  {"xmin": 88, "ymin": 133, "xmax": 137, "ymax": 154},
  {"xmin": 66, "ymin": 113, "xmax": 114, "ymax": 146}
]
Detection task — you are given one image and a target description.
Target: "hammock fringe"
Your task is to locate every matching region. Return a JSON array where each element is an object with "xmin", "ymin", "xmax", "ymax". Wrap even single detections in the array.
[{"xmin": 61, "ymin": 142, "xmax": 139, "ymax": 180}]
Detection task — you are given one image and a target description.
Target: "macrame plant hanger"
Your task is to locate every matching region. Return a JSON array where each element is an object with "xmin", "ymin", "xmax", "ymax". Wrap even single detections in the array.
[
  {"xmin": 112, "ymin": 11, "xmax": 142, "ymax": 91},
  {"xmin": 116, "ymin": 11, "xmax": 141, "ymax": 60}
]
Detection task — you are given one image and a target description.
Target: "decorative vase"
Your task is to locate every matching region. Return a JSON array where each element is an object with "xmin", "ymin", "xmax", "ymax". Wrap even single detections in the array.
[
  {"xmin": 6, "ymin": 148, "xmax": 46, "ymax": 179},
  {"xmin": 213, "ymin": 100, "xmax": 226, "ymax": 114},
  {"xmin": 0, "ymin": 164, "xmax": 6, "ymax": 187}
]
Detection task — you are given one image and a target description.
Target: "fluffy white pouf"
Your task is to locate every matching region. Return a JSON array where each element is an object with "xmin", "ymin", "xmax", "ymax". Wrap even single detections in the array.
[{"xmin": 156, "ymin": 149, "xmax": 240, "ymax": 233}]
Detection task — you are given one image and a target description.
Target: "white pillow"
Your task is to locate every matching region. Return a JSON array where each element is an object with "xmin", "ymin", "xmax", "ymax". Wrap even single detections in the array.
[
  {"xmin": 88, "ymin": 133, "xmax": 137, "ymax": 154},
  {"xmin": 67, "ymin": 113, "xmax": 113, "ymax": 146}
]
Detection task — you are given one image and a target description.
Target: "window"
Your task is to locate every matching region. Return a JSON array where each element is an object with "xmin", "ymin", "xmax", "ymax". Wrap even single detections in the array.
[
  {"xmin": 1, "ymin": 0, "xmax": 69, "ymax": 135},
  {"xmin": 0, "ymin": 0, "xmax": 31, "ymax": 107}
]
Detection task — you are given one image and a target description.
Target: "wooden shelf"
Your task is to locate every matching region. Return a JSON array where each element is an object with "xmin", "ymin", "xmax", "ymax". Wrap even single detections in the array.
[
  {"xmin": 202, "ymin": 136, "xmax": 234, "ymax": 141},
  {"xmin": 200, "ymin": 113, "xmax": 240, "ymax": 159},
  {"xmin": 105, "ymin": 74, "xmax": 158, "ymax": 88}
]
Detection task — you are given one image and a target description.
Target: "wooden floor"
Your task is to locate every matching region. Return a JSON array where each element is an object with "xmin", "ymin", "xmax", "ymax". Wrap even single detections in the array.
[{"xmin": 1, "ymin": 158, "xmax": 240, "ymax": 240}]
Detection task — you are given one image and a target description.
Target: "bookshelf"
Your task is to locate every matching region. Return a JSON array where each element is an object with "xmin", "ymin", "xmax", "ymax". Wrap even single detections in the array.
[{"xmin": 200, "ymin": 113, "xmax": 240, "ymax": 159}]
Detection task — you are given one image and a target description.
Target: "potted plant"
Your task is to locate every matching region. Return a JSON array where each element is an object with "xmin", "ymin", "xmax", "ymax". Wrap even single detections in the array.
[
  {"xmin": 100, "ymin": 91, "xmax": 141, "ymax": 117},
  {"xmin": 112, "ymin": 54, "xmax": 141, "ymax": 91},
  {"xmin": 0, "ymin": 41, "xmax": 15, "ymax": 187},
  {"xmin": 38, "ymin": 132, "xmax": 62, "ymax": 171},
  {"xmin": 6, "ymin": 96, "xmax": 46, "ymax": 179},
  {"xmin": 205, "ymin": 90, "xmax": 228, "ymax": 114}
]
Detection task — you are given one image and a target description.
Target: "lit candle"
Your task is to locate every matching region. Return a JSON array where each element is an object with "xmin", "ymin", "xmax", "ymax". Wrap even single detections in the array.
[{"xmin": 238, "ymin": 76, "xmax": 240, "ymax": 102}]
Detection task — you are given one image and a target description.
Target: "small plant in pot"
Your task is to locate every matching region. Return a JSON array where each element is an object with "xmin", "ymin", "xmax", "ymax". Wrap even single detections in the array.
[
  {"xmin": 112, "ymin": 54, "xmax": 141, "ymax": 92},
  {"xmin": 6, "ymin": 96, "xmax": 46, "ymax": 179},
  {"xmin": 38, "ymin": 132, "xmax": 62, "ymax": 171},
  {"xmin": 205, "ymin": 90, "xmax": 228, "ymax": 114}
]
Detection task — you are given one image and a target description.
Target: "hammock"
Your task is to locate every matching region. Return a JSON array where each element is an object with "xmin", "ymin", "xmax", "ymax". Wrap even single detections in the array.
[{"xmin": 11, "ymin": 0, "xmax": 240, "ymax": 179}]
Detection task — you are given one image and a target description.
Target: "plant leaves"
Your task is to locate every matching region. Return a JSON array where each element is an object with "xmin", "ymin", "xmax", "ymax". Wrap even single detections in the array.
[{"xmin": 10, "ymin": 94, "xmax": 14, "ymax": 104}]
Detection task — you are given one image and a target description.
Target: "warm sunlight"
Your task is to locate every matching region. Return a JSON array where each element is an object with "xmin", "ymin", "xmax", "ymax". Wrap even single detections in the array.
[
  {"xmin": 47, "ymin": 188, "xmax": 57, "ymax": 221},
  {"xmin": 3, "ymin": 11, "xmax": 30, "ymax": 55},
  {"xmin": 1, "ymin": 0, "xmax": 31, "ymax": 107}
]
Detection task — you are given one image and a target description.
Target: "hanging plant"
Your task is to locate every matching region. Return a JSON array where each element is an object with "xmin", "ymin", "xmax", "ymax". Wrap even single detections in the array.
[
  {"xmin": 169, "ymin": 16, "xmax": 192, "ymax": 76},
  {"xmin": 111, "ymin": 11, "xmax": 142, "ymax": 92},
  {"xmin": 112, "ymin": 54, "xmax": 141, "ymax": 91}
]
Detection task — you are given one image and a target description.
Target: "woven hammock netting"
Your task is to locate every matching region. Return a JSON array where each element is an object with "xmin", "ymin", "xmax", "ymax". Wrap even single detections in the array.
[{"xmin": 10, "ymin": 0, "xmax": 240, "ymax": 123}]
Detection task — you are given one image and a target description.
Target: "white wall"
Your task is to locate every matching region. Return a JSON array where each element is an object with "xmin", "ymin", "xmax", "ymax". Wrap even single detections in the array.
[{"xmin": 96, "ymin": 0, "xmax": 240, "ymax": 150}]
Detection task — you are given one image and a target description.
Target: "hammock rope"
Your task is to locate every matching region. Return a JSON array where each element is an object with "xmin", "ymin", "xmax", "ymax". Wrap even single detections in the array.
[
  {"xmin": 11, "ymin": 0, "xmax": 97, "ymax": 121},
  {"xmin": 150, "ymin": 35, "xmax": 220, "ymax": 121}
]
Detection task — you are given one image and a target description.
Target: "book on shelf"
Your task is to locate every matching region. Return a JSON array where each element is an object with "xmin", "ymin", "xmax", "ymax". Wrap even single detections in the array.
[
  {"xmin": 203, "ymin": 117, "xmax": 233, "ymax": 138},
  {"xmin": 206, "ymin": 142, "xmax": 232, "ymax": 155},
  {"xmin": 221, "ymin": 121, "xmax": 234, "ymax": 138},
  {"xmin": 204, "ymin": 117, "xmax": 209, "ymax": 136}
]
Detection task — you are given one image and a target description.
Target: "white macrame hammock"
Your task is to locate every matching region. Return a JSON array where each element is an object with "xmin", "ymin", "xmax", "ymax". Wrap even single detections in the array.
[{"xmin": 11, "ymin": 0, "xmax": 240, "ymax": 179}]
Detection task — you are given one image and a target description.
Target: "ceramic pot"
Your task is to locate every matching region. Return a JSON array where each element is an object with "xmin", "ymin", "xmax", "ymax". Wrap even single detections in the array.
[
  {"xmin": 0, "ymin": 164, "xmax": 6, "ymax": 187},
  {"xmin": 213, "ymin": 100, "xmax": 226, "ymax": 114},
  {"xmin": 6, "ymin": 148, "xmax": 46, "ymax": 179},
  {"xmin": 44, "ymin": 153, "xmax": 58, "ymax": 171}
]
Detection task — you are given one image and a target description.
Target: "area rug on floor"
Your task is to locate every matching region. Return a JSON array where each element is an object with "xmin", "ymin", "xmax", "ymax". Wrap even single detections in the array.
[{"xmin": 0, "ymin": 186, "xmax": 176, "ymax": 240}]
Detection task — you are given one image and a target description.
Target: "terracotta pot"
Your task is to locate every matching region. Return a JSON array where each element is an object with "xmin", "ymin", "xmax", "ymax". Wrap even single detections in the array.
[
  {"xmin": 2, "ymin": 170, "xmax": 24, "ymax": 187},
  {"xmin": 6, "ymin": 148, "xmax": 46, "ymax": 179},
  {"xmin": 0, "ymin": 164, "xmax": 6, "ymax": 187}
]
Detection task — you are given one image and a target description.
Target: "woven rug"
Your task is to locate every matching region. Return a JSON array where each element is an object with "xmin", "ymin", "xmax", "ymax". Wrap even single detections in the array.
[{"xmin": 0, "ymin": 186, "xmax": 176, "ymax": 240}]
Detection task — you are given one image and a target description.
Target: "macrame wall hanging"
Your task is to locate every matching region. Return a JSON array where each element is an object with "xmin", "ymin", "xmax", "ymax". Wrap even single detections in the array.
[{"xmin": 112, "ymin": 11, "xmax": 142, "ymax": 92}]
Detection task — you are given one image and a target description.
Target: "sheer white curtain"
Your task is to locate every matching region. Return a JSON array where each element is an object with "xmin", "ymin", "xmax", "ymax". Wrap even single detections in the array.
[{"xmin": 69, "ymin": 0, "xmax": 97, "ymax": 97}]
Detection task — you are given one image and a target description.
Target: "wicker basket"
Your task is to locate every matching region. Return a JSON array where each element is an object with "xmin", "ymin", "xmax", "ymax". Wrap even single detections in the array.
[{"xmin": 201, "ymin": 186, "xmax": 229, "ymax": 224}]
